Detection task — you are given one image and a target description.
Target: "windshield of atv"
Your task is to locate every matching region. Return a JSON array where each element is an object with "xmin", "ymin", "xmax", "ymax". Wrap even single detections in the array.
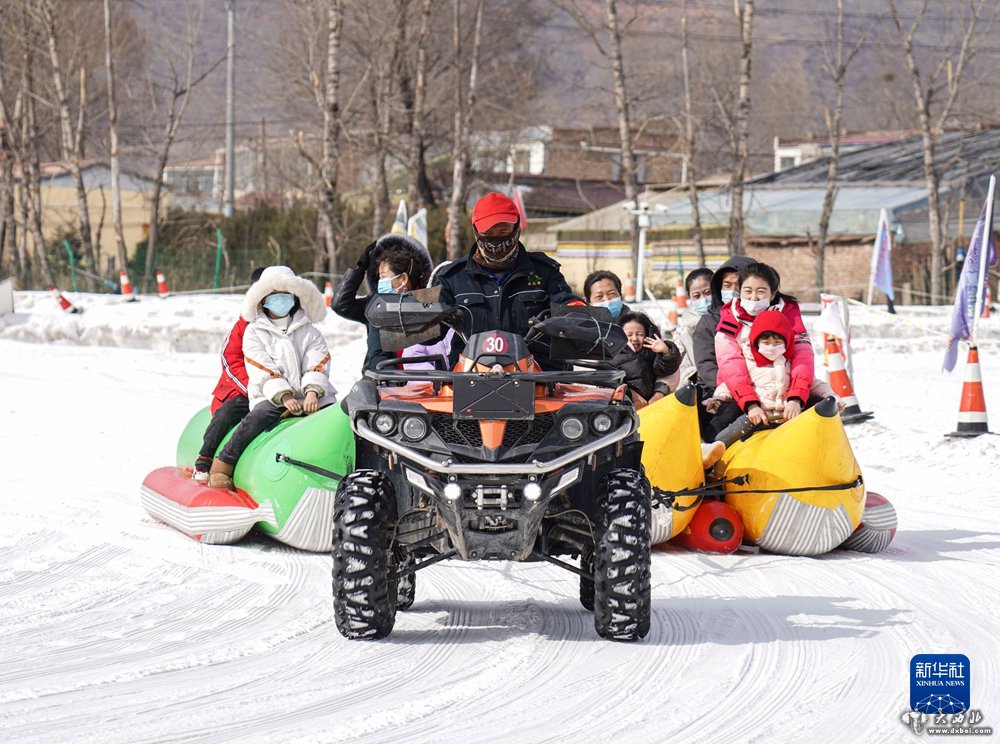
[{"xmin": 366, "ymin": 287, "xmax": 455, "ymax": 350}]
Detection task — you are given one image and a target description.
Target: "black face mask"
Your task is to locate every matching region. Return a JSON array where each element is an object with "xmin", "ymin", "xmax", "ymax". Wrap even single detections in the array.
[{"xmin": 476, "ymin": 227, "xmax": 521, "ymax": 267}]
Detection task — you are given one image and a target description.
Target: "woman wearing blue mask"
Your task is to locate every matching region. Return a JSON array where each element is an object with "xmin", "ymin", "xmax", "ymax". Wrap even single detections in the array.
[
  {"xmin": 332, "ymin": 233, "xmax": 432, "ymax": 373},
  {"xmin": 207, "ymin": 266, "xmax": 337, "ymax": 490},
  {"xmin": 691, "ymin": 255, "xmax": 756, "ymax": 392},
  {"xmin": 671, "ymin": 267, "xmax": 714, "ymax": 390},
  {"xmin": 583, "ymin": 270, "xmax": 628, "ymax": 320}
]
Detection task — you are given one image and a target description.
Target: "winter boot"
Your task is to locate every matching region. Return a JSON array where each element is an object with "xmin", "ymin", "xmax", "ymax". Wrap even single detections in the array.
[
  {"xmin": 193, "ymin": 456, "xmax": 212, "ymax": 483},
  {"xmin": 713, "ymin": 414, "xmax": 758, "ymax": 448},
  {"xmin": 700, "ymin": 441, "xmax": 726, "ymax": 470},
  {"xmin": 208, "ymin": 459, "xmax": 235, "ymax": 490}
]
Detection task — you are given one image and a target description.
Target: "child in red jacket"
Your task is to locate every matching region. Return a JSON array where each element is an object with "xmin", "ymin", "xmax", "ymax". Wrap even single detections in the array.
[
  {"xmin": 193, "ymin": 267, "xmax": 265, "ymax": 481},
  {"xmin": 708, "ymin": 310, "xmax": 835, "ymax": 425}
]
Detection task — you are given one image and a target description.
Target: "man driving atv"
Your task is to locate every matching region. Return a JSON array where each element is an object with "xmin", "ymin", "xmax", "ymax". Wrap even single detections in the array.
[{"xmin": 434, "ymin": 192, "xmax": 583, "ymax": 370}]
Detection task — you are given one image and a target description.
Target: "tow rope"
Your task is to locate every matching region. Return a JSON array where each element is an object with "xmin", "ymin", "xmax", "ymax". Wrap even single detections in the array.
[
  {"xmin": 274, "ymin": 453, "xmax": 343, "ymax": 483},
  {"xmin": 652, "ymin": 474, "xmax": 864, "ymax": 511}
]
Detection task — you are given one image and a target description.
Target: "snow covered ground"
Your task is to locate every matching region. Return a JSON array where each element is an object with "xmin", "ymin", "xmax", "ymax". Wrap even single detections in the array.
[{"xmin": 1, "ymin": 290, "xmax": 999, "ymax": 743}]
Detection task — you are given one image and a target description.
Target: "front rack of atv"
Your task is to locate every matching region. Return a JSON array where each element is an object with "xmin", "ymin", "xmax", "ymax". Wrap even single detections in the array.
[{"xmin": 364, "ymin": 368, "xmax": 626, "ymax": 388}]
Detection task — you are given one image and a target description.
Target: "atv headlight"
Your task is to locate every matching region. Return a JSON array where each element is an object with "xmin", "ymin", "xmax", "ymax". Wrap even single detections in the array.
[
  {"xmin": 401, "ymin": 415, "xmax": 428, "ymax": 441},
  {"xmin": 559, "ymin": 415, "xmax": 586, "ymax": 441},
  {"xmin": 373, "ymin": 412, "xmax": 396, "ymax": 435},
  {"xmin": 591, "ymin": 412, "xmax": 614, "ymax": 434}
]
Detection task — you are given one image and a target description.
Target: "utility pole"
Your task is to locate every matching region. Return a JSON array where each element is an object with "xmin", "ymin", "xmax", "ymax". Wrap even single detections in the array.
[
  {"xmin": 223, "ymin": 0, "xmax": 235, "ymax": 217},
  {"xmin": 623, "ymin": 200, "xmax": 651, "ymax": 303}
]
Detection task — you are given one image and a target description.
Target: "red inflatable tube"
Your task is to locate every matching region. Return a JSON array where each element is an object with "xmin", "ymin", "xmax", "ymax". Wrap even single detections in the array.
[
  {"xmin": 140, "ymin": 466, "xmax": 272, "ymax": 545},
  {"xmin": 671, "ymin": 500, "xmax": 744, "ymax": 554}
]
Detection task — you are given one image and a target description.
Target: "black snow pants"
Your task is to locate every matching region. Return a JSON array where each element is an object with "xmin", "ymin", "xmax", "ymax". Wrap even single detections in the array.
[
  {"xmin": 216, "ymin": 402, "xmax": 286, "ymax": 465},
  {"xmin": 199, "ymin": 395, "xmax": 251, "ymax": 460}
]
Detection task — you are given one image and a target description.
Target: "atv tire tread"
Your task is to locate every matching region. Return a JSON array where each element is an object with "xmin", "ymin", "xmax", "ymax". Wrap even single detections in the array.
[
  {"xmin": 332, "ymin": 470, "xmax": 397, "ymax": 639},
  {"xmin": 593, "ymin": 468, "xmax": 652, "ymax": 641}
]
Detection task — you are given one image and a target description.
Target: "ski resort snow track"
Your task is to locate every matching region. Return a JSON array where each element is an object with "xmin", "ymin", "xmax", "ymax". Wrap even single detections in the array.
[{"xmin": 1, "ymin": 334, "xmax": 998, "ymax": 742}]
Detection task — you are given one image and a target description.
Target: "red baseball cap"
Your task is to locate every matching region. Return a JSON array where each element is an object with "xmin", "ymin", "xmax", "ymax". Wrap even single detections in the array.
[{"xmin": 472, "ymin": 192, "xmax": 520, "ymax": 232}]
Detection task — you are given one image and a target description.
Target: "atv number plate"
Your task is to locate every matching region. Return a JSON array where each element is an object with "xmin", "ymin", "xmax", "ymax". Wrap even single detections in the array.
[{"xmin": 453, "ymin": 377, "xmax": 535, "ymax": 420}]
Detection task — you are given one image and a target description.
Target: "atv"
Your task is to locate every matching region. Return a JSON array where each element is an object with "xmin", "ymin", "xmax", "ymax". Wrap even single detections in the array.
[{"xmin": 332, "ymin": 293, "xmax": 652, "ymax": 641}]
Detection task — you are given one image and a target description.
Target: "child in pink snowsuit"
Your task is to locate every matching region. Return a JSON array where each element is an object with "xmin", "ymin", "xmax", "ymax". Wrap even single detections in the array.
[{"xmin": 710, "ymin": 309, "xmax": 834, "ymax": 422}]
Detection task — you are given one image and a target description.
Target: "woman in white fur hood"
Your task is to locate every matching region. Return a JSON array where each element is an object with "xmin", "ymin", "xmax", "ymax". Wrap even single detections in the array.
[{"xmin": 208, "ymin": 265, "xmax": 337, "ymax": 489}]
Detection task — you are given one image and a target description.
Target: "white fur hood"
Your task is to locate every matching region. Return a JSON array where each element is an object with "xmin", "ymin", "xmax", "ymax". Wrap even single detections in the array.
[{"xmin": 241, "ymin": 265, "xmax": 326, "ymax": 323}]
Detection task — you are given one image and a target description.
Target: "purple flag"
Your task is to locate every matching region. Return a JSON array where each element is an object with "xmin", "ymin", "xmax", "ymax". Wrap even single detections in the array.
[
  {"xmin": 873, "ymin": 217, "xmax": 894, "ymax": 300},
  {"xmin": 944, "ymin": 200, "xmax": 997, "ymax": 371}
]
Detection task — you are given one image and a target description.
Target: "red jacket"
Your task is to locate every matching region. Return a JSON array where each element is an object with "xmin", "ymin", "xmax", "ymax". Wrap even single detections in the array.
[
  {"xmin": 210, "ymin": 318, "xmax": 250, "ymax": 413},
  {"xmin": 714, "ymin": 298, "xmax": 814, "ymax": 411}
]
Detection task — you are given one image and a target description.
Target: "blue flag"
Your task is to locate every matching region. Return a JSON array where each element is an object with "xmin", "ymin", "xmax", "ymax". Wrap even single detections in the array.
[
  {"xmin": 944, "ymin": 199, "xmax": 997, "ymax": 371},
  {"xmin": 873, "ymin": 214, "xmax": 894, "ymax": 300}
]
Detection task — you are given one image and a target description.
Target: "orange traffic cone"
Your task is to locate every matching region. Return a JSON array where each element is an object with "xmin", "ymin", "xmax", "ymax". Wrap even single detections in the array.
[
  {"xmin": 155, "ymin": 269, "xmax": 170, "ymax": 298},
  {"xmin": 324, "ymin": 281, "xmax": 333, "ymax": 308},
  {"xmin": 947, "ymin": 344, "xmax": 990, "ymax": 437},
  {"xmin": 667, "ymin": 299, "xmax": 679, "ymax": 329},
  {"xmin": 674, "ymin": 278, "xmax": 687, "ymax": 310},
  {"xmin": 824, "ymin": 335, "xmax": 873, "ymax": 424},
  {"xmin": 156, "ymin": 269, "xmax": 170, "ymax": 298},
  {"xmin": 48, "ymin": 285, "xmax": 82, "ymax": 314},
  {"xmin": 119, "ymin": 270, "xmax": 136, "ymax": 301},
  {"xmin": 623, "ymin": 273, "xmax": 636, "ymax": 303}
]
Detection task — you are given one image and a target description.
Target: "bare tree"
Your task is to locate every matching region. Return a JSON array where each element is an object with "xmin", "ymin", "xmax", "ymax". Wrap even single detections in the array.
[
  {"xmin": 814, "ymin": 0, "xmax": 870, "ymax": 299},
  {"xmin": 353, "ymin": 1, "xmax": 407, "ymax": 239},
  {"xmin": 103, "ymin": 0, "xmax": 127, "ymax": 276},
  {"xmin": 406, "ymin": 0, "xmax": 435, "ymax": 210},
  {"xmin": 604, "ymin": 0, "xmax": 638, "ymax": 207},
  {"xmin": 680, "ymin": 0, "xmax": 704, "ymax": 266},
  {"xmin": 293, "ymin": 0, "xmax": 345, "ymax": 275},
  {"xmin": 887, "ymin": 0, "xmax": 988, "ymax": 303},
  {"xmin": 0, "ymin": 9, "xmax": 15, "ymax": 276},
  {"xmin": 446, "ymin": 0, "xmax": 485, "ymax": 260},
  {"xmin": 727, "ymin": 0, "xmax": 755, "ymax": 255},
  {"xmin": 39, "ymin": 0, "xmax": 99, "ymax": 289},
  {"xmin": 318, "ymin": 0, "xmax": 344, "ymax": 275},
  {"xmin": 141, "ymin": 12, "xmax": 221, "ymax": 290},
  {"xmin": 554, "ymin": 0, "xmax": 640, "ymax": 253},
  {"xmin": 11, "ymin": 6, "xmax": 55, "ymax": 285}
]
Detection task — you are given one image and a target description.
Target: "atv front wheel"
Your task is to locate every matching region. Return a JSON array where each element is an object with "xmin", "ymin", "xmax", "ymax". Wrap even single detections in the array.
[
  {"xmin": 332, "ymin": 470, "xmax": 397, "ymax": 639},
  {"xmin": 593, "ymin": 468, "xmax": 652, "ymax": 641}
]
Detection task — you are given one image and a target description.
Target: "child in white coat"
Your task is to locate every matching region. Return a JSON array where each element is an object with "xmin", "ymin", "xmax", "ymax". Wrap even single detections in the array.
[{"xmin": 208, "ymin": 266, "xmax": 337, "ymax": 489}]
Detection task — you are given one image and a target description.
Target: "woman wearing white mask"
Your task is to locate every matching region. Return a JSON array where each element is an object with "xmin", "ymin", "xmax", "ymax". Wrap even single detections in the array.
[
  {"xmin": 208, "ymin": 266, "xmax": 336, "ymax": 489},
  {"xmin": 707, "ymin": 261, "xmax": 814, "ymax": 439}
]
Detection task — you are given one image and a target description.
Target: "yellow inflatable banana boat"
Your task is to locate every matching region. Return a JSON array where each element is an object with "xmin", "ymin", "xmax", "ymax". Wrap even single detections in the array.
[
  {"xmin": 712, "ymin": 396, "xmax": 865, "ymax": 556},
  {"xmin": 639, "ymin": 385, "xmax": 706, "ymax": 544}
]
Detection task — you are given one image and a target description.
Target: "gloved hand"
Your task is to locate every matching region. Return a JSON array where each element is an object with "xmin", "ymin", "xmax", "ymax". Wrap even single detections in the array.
[{"xmin": 356, "ymin": 240, "xmax": 378, "ymax": 271}]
